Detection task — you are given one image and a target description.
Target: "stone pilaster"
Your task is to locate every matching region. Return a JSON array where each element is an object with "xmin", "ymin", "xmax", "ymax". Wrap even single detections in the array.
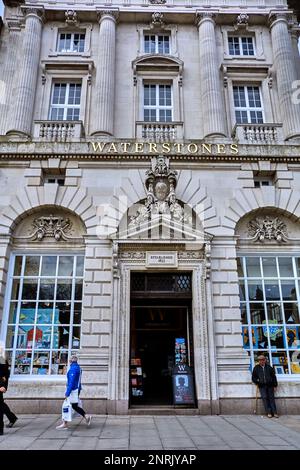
[
  {"xmin": 290, "ymin": 25, "xmax": 300, "ymax": 80},
  {"xmin": 269, "ymin": 13, "xmax": 300, "ymax": 140},
  {"xmin": 6, "ymin": 7, "xmax": 44, "ymax": 139},
  {"xmin": 91, "ymin": 10, "xmax": 118, "ymax": 137},
  {"xmin": 196, "ymin": 12, "xmax": 226, "ymax": 138},
  {"xmin": 0, "ymin": 18, "xmax": 22, "ymax": 135}
]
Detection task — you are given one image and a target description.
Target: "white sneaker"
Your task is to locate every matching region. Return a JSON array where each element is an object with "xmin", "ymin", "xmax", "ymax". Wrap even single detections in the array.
[
  {"xmin": 86, "ymin": 415, "xmax": 92, "ymax": 426},
  {"xmin": 56, "ymin": 423, "xmax": 68, "ymax": 430}
]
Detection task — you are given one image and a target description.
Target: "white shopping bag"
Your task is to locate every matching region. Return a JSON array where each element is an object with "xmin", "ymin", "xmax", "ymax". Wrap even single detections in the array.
[
  {"xmin": 69, "ymin": 388, "xmax": 79, "ymax": 404},
  {"xmin": 62, "ymin": 398, "xmax": 72, "ymax": 422}
]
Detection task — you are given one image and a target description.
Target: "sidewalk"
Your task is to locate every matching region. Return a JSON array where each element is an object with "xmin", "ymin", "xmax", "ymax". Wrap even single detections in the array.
[{"xmin": 1, "ymin": 414, "xmax": 300, "ymax": 450}]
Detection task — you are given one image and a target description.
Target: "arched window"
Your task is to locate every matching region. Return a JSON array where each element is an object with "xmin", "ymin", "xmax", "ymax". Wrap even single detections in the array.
[
  {"xmin": 236, "ymin": 210, "xmax": 300, "ymax": 376},
  {"xmin": 1, "ymin": 208, "xmax": 86, "ymax": 376}
]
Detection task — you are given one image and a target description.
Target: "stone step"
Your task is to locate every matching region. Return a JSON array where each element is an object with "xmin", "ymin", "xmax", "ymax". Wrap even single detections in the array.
[{"xmin": 128, "ymin": 406, "xmax": 200, "ymax": 415}]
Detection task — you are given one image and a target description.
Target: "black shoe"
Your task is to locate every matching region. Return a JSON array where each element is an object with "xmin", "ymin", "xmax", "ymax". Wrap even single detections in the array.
[{"xmin": 7, "ymin": 418, "xmax": 18, "ymax": 428}]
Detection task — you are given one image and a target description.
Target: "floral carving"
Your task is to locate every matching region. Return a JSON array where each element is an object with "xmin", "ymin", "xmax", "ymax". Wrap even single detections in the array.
[
  {"xmin": 30, "ymin": 215, "xmax": 73, "ymax": 241},
  {"xmin": 248, "ymin": 216, "xmax": 288, "ymax": 243}
]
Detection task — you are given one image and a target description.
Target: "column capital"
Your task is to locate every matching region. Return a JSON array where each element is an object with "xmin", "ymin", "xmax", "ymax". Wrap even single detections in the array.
[
  {"xmin": 96, "ymin": 9, "xmax": 119, "ymax": 24},
  {"xmin": 195, "ymin": 11, "xmax": 217, "ymax": 28},
  {"xmin": 7, "ymin": 17, "xmax": 22, "ymax": 32},
  {"xmin": 268, "ymin": 11, "xmax": 293, "ymax": 29},
  {"xmin": 21, "ymin": 6, "xmax": 45, "ymax": 23}
]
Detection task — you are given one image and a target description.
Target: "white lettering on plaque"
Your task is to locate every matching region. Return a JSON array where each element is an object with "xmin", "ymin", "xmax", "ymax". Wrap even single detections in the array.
[{"xmin": 146, "ymin": 252, "xmax": 178, "ymax": 268}]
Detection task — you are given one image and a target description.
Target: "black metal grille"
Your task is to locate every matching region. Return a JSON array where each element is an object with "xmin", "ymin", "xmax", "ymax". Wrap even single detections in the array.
[{"xmin": 131, "ymin": 273, "xmax": 192, "ymax": 294}]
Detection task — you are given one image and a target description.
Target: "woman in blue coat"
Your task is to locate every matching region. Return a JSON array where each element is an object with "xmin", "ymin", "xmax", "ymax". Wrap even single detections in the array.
[{"xmin": 56, "ymin": 355, "xmax": 91, "ymax": 429}]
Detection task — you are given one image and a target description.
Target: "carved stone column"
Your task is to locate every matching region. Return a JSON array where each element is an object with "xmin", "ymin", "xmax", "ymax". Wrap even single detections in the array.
[
  {"xmin": 6, "ymin": 7, "xmax": 44, "ymax": 139},
  {"xmin": 290, "ymin": 25, "xmax": 300, "ymax": 80},
  {"xmin": 0, "ymin": 18, "xmax": 22, "ymax": 135},
  {"xmin": 269, "ymin": 13, "xmax": 300, "ymax": 140},
  {"xmin": 196, "ymin": 12, "xmax": 226, "ymax": 138},
  {"xmin": 91, "ymin": 10, "xmax": 118, "ymax": 136}
]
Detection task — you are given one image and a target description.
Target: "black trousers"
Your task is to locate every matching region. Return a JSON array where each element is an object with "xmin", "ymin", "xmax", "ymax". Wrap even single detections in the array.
[
  {"xmin": 3, "ymin": 402, "xmax": 17, "ymax": 423},
  {"xmin": 71, "ymin": 402, "xmax": 85, "ymax": 418},
  {"xmin": 259, "ymin": 385, "xmax": 277, "ymax": 414},
  {"xmin": 0, "ymin": 393, "xmax": 4, "ymax": 432}
]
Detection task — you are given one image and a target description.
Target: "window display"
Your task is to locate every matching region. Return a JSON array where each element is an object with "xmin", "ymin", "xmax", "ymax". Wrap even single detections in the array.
[
  {"xmin": 4, "ymin": 254, "xmax": 84, "ymax": 375},
  {"xmin": 239, "ymin": 256, "xmax": 300, "ymax": 375}
]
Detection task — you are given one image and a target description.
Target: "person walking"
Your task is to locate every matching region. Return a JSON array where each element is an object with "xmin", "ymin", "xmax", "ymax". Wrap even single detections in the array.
[
  {"xmin": 56, "ymin": 355, "xmax": 91, "ymax": 430},
  {"xmin": 252, "ymin": 354, "xmax": 279, "ymax": 418},
  {"xmin": 0, "ymin": 350, "xmax": 18, "ymax": 428}
]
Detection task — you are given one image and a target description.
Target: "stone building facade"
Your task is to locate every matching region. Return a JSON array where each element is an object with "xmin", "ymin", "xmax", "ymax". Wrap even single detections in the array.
[{"xmin": 0, "ymin": 0, "xmax": 299, "ymax": 414}]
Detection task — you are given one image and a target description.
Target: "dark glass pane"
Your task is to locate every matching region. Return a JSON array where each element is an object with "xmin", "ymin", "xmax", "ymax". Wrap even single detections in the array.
[
  {"xmin": 249, "ymin": 303, "xmax": 265, "ymax": 324},
  {"xmin": 22, "ymin": 279, "xmax": 38, "ymax": 300},
  {"xmin": 283, "ymin": 303, "xmax": 300, "ymax": 324},
  {"xmin": 248, "ymin": 281, "xmax": 263, "ymax": 301},
  {"xmin": 252, "ymin": 326, "xmax": 267, "ymax": 349},
  {"xmin": 39, "ymin": 281, "xmax": 55, "ymax": 300},
  {"xmin": 75, "ymin": 281, "xmax": 83, "ymax": 300},
  {"xmin": 57, "ymin": 279, "xmax": 72, "ymax": 300},
  {"xmin": 13, "ymin": 256, "xmax": 23, "ymax": 276},
  {"xmin": 281, "ymin": 281, "xmax": 296, "ymax": 301},
  {"xmin": 237, "ymin": 258, "xmax": 244, "ymax": 277},
  {"xmin": 239, "ymin": 281, "xmax": 246, "ymax": 301},
  {"xmin": 264, "ymin": 282, "xmax": 280, "ymax": 301},
  {"xmin": 53, "ymin": 325, "xmax": 70, "ymax": 349},
  {"xmin": 289, "ymin": 350, "xmax": 300, "ymax": 374},
  {"xmin": 54, "ymin": 302, "xmax": 71, "ymax": 324},
  {"xmin": 24, "ymin": 256, "xmax": 40, "ymax": 276},
  {"xmin": 268, "ymin": 326, "xmax": 285, "ymax": 349},
  {"xmin": 266, "ymin": 303, "xmax": 283, "ymax": 323},
  {"xmin": 73, "ymin": 303, "xmax": 82, "ymax": 324}
]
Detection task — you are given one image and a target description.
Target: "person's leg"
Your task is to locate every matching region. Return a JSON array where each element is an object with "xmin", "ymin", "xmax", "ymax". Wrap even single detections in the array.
[
  {"xmin": 259, "ymin": 386, "xmax": 272, "ymax": 415},
  {"xmin": 3, "ymin": 401, "xmax": 18, "ymax": 425},
  {"xmin": 0, "ymin": 394, "xmax": 4, "ymax": 435},
  {"xmin": 72, "ymin": 403, "xmax": 91, "ymax": 425},
  {"xmin": 267, "ymin": 387, "xmax": 278, "ymax": 415},
  {"xmin": 71, "ymin": 402, "xmax": 85, "ymax": 418}
]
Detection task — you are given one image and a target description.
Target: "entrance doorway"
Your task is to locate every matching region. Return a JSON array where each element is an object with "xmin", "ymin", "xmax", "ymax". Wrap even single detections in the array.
[{"xmin": 129, "ymin": 272, "xmax": 194, "ymax": 406}]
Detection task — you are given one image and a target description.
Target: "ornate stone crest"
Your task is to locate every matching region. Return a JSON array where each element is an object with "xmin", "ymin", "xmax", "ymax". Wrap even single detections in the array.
[
  {"xmin": 235, "ymin": 13, "xmax": 249, "ymax": 29},
  {"xmin": 65, "ymin": 10, "xmax": 79, "ymax": 26},
  {"xmin": 248, "ymin": 216, "xmax": 288, "ymax": 243},
  {"xmin": 29, "ymin": 215, "xmax": 73, "ymax": 241},
  {"xmin": 128, "ymin": 156, "xmax": 188, "ymax": 228},
  {"xmin": 150, "ymin": 12, "xmax": 165, "ymax": 28}
]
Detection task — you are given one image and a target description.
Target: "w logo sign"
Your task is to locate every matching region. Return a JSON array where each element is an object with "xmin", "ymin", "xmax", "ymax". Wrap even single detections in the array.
[{"xmin": 178, "ymin": 365, "xmax": 186, "ymax": 372}]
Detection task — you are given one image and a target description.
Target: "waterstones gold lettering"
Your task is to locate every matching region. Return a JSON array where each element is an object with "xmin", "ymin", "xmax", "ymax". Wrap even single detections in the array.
[{"xmin": 89, "ymin": 141, "xmax": 239, "ymax": 155}]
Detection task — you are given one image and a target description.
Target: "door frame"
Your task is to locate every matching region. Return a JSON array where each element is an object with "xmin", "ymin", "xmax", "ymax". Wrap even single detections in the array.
[{"xmin": 107, "ymin": 241, "xmax": 218, "ymax": 414}]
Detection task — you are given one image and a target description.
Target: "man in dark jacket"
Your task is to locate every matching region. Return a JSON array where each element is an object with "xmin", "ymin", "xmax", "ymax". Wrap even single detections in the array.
[{"xmin": 252, "ymin": 355, "xmax": 279, "ymax": 418}]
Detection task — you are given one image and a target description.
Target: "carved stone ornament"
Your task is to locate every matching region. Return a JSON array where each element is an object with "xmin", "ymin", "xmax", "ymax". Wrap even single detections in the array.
[
  {"xmin": 150, "ymin": 12, "xmax": 165, "ymax": 28},
  {"xmin": 248, "ymin": 216, "xmax": 288, "ymax": 243},
  {"xmin": 29, "ymin": 215, "xmax": 73, "ymax": 241},
  {"xmin": 149, "ymin": 0, "xmax": 166, "ymax": 3},
  {"xmin": 128, "ymin": 156, "xmax": 191, "ymax": 228},
  {"xmin": 65, "ymin": 10, "xmax": 79, "ymax": 26},
  {"xmin": 235, "ymin": 13, "xmax": 249, "ymax": 28}
]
